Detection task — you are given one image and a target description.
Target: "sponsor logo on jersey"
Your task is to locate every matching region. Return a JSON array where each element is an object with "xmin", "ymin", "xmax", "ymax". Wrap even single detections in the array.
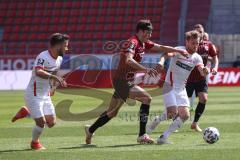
[{"xmin": 176, "ymin": 60, "xmax": 193, "ymax": 71}]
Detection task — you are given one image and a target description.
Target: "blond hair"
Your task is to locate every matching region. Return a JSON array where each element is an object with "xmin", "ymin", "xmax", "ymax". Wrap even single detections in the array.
[{"xmin": 185, "ymin": 30, "xmax": 200, "ymax": 41}]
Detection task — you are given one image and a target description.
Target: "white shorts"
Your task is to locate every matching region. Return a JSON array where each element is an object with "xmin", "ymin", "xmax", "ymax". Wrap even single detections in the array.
[
  {"xmin": 24, "ymin": 95, "xmax": 55, "ymax": 119},
  {"xmin": 163, "ymin": 88, "xmax": 189, "ymax": 108}
]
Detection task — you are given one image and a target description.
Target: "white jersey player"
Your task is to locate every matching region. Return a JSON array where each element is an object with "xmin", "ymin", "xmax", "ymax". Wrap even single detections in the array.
[
  {"xmin": 147, "ymin": 30, "xmax": 209, "ymax": 144},
  {"xmin": 24, "ymin": 50, "xmax": 63, "ymax": 118},
  {"xmin": 12, "ymin": 33, "xmax": 69, "ymax": 150}
]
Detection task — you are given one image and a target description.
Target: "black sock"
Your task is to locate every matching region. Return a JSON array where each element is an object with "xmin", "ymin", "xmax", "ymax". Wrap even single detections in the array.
[
  {"xmin": 194, "ymin": 102, "xmax": 206, "ymax": 123},
  {"xmin": 139, "ymin": 104, "xmax": 150, "ymax": 136},
  {"xmin": 89, "ymin": 111, "xmax": 111, "ymax": 134}
]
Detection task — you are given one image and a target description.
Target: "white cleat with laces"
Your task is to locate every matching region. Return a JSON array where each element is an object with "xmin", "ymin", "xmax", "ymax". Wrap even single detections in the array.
[
  {"xmin": 137, "ymin": 134, "xmax": 154, "ymax": 144},
  {"xmin": 157, "ymin": 135, "xmax": 172, "ymax": 145}
]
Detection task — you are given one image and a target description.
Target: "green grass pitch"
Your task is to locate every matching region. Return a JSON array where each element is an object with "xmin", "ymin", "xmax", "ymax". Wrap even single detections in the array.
[{"xmin": 0, "ymin": 87, "xmax": 240, "ymax": 160}]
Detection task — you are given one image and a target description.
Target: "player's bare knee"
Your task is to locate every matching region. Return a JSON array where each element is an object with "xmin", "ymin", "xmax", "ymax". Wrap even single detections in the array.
[
  {"xmin": 142, "ymin": 96, "xmax": 152, "ymax": 105},
  {"xmin": 47, "ymin": 121, "xmax": 56, "ymax": 128},
  {"xmin": 167, "ymin": 110, "xmax": 177, "ymax": 119},
  {"xmin": 35, "ymin": 120, "xmax": 46, "ymax": 128},
  {"xmin": 179, "ymin": 113, "xmax": 190, "ymax": 121},
  {"xmin": 107, "ymin": 111, "xmax": 118, "ymax": 118},
  {"xmin": 200, "ymin": 97, "xmax": 207, "ymax": 104},
  {"xmin": 199, "ymin": 94, "xmax": 208, "ymax": 104},
  {"xmin": 147, "ymin": 96, "xmax": 152, "ymax": 103}
]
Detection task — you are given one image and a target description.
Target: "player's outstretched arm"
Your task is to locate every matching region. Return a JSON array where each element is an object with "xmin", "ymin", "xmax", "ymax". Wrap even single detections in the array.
[
  {"xmin": 125, "ymin": 52, "xmax": 158, "ymax": 77},
  {"xmin": 197, "ymin": 65, "xmax": 210, "ymax": 77},
  {"xmin": 150, "ymin": 44, "xmax": 189, "ymax": 57},
  {"xmin": 35, "ymin": 68, "xmax": 67, "ymax": 87},
  {"xmin": 211, "ymin": 55, "xmax": 219, "ymax": 75},
  {"xmin": 156, "ymin": 52, "xmax": 176, "ymax": 72}
]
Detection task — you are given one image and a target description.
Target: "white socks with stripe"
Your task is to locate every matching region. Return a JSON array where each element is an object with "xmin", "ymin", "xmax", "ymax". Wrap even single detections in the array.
[
  {"xmin": 153, "ymin": 111, "xmax": 167, "ymax": 124},
  {"xmin": 32, "ymin": 125, "xmax": 44, "ymax": 142},
  {"xmin": 162, "ymin": 117, "xmax": 183, "ymax": 139}
]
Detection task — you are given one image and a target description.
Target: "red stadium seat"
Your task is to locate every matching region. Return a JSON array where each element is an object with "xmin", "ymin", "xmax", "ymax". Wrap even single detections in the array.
[
  {"xmin": 67, "ymin": 25, "xmax": 77, "ymax": 32},
  {"xmin": 65, "ymin": 1, "xmax": 73, "ymax": 9},
  {"xmin": 36, "ymin": 1, "xmax": 45, "ymax": 9},
  {"xmin": 52, "ymin": 9, "xmax": 61, "ymax": 16},
  {"xmin": 0, "ymin": 2, "xmax": 8, "ymax": 10},
  {"xmin": 72, "ymin": 1, "xmax": 81, "ymax": 8},
  {"xmin": 26, "ymin": 2, "xmax": 35, "ymax": 10},
  {"xmin": 62, "ymin": 9, "xmax": 71, "ymax": 16},
  {"xmin": 8, "ymin": 2, "xmax": 17, "ymax": 10},
  {"xmin": 1, "ymin": 0, "xmax": 165, "ymax": 55},
  {"xmin": 94, "ymin": 32, "xmax": 103, "ymax": 40},
  {"xmin": 92, "ymin": 1, "xmax": 100, "ymax": 8},
  {"xmin": 55, "ymin": 1, "xmax": 63, "ymax": 8},
  {"xmin": 71, "ymin": 9, "xmax": 81, "ymax": 16},
  {"xmin": 14, "ymin": 17, "xmax": 23, "ymax": 24},
  {"xmin": 17, "ymin": 2, "xmax": 26, "ymax": 10},
  {"xmin": 4, "ymin": 27, "xmax": 11, "ymax": 34},
  {"xmin": 68, "ymin": 17, "xmax": 78, "ymax": 24}
]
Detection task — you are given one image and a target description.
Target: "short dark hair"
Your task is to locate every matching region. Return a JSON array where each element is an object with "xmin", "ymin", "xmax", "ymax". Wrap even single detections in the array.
[
  {"xmin": 136, "ymin": 19, "xmax": 153, "ymax": 32},
  {"xmin": 193, "ymin": 24, "xmax": 204, "ymax": 30},
  {"xmin": 50, "ymin": 33, "xmax": 70, "ymax": 46},
  {"xmin": 185, "ymin": 30, "xmax": 200, "ymax": 41}
]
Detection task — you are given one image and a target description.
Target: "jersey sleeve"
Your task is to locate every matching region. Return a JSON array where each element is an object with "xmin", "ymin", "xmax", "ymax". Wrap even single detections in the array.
[
  {"xmin": 58, "ymin": 57, "xmax": 63, "ymax": 69},
  {"xmin": 145, "ymin": 40, "xmax": 155, "ymax": 50},
  {"xmin": 208, "ymin": 43, "xmax": 218, "ymax": 57},
  {"xmin": 194, "ymin": 54, "xmax": 204, "ymax": 67},
  {"xmin": 34, "ymin": 53, "xmax": 47, "ymax": 70},
  {"xmin": 122, "ymin": 38, "xmax": 138, "ymax": 54}
]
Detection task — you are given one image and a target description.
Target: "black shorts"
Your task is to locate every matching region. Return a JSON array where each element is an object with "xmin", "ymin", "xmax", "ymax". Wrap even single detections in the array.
[
  {"xmin": 112, "ymin": 79, "xmax": 134, "ymax": 101},
  {"xmin": 186, "ymin": 79, "xmax": 208, "ymax": 97}
]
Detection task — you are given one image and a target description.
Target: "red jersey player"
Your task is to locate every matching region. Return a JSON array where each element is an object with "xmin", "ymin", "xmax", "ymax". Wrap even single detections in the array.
[
  {"xmin": 85, "ymin": 19, "xmax": 188, "ymax": 145},
  {"xmin": 186, "ymin": 24, "xmax": 219, "ymax": 132}
]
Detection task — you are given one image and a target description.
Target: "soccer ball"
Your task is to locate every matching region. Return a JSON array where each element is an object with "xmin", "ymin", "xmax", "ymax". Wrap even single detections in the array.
[{"xmin": 203, "ymin": 127, "xmax": 220, "ymax": 144}]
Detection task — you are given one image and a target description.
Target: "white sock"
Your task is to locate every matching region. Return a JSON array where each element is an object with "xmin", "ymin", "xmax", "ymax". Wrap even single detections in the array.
[
  {"xmin": 32, "ymin": 125, "xmax": 44, "ymax": 142},
  {"xmin": 190, "ymin": 91, "xmax": 196, "ymax": 109},
  {"xmin": 155, "ymin": 111, "xmax": 167, "ymax": 123},
  {"xmin": 162, "ymin": 117, "xmax": 183, "ymax": 139}
]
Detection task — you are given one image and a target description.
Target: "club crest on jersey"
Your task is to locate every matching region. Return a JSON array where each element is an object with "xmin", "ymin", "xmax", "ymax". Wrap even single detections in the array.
[
  {"xmin": 204, "ymin": 45, "xmax": 209, "ymax": 51},
  {"xmin": 37, "ymin": 58, "xmax": 45, "ymax": 66},
  {"xmin": 126, "ymin": 42, "xmax": 135, "ymax": 53}
]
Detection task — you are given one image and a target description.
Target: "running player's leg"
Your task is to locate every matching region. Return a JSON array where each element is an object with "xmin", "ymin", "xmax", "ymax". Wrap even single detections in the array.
[
  {"xmin": 158, "ymin": 89, "xmax": 189, "ymax": 144},
  {"xmin": 85, "ymin": 79, "xmax": 132, "ymax": 144},
  {"xmin": 24, "ymin": 95, "xmax": 47, "ymax": 150},
  {"xmin": 129, "ymin": 85, "xmax": 154, "ymax": 144},
  {"xmin": 87, "ymin": 79, "xmax": 128, "ymax": 134},
  {"xmin": 85, "ymin": 79, "xmax": 128, "ymax": 144},
  {"xmin": 186, "ymin": 81, "xmax": 195, "ymax": 120},
  {"xmin": 191, "ymin": 79, "xmax": 208, "ymax": 132},
  {"xmin": 157, "ymin": 106, "xmax": 178, "ymax": 144},
  {"xmin": 43, "ymin": 99, "xmax": 56, "ymax": 128},
  {"xmin": 147, "ymin": 87, "xmax": 176, "ymax": 134},
  {"xmin": 31, "ymin": 117, "xmax": 46, "ymax": 150},
  {"xmin": 146, "ymin": 109, "xmax": 167, "ymax": 134},
  {"xmin": 11, "ymin": 106, "xmax": 30, "ymax": 122},
  {"xmin": 85, "ymin": 96, "xmax": 124, "ymax": 144},
  {"xmin": 29, "ymin": 101, "xmax": 47, "ymax": 150},
  {"xmin": 88, "ymin": 96, "xmax": 124, "ymax": 134},
  {"xmin": 158, "ymin": 106, "xmax": 189, "ymax": 144}
]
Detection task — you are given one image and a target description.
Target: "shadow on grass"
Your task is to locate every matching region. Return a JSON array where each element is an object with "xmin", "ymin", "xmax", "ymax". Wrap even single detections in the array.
[
  {"xmin": 104, "ymin": 143, "xmax": 140, "ymax": 148},
  {"xmin": 58, "ymin": 143, "xmax": 140, "ymax": 150},
  {"xmin": 195, "ymin": 143, "xmax": 209, "ymax": 146},
  {"xmin": 0, "ymin": 148, "xmax": 32, "ymax": 153},
  {"xmin": 58, "ymin": 144, "xmax": 97, "ymax": 150}
]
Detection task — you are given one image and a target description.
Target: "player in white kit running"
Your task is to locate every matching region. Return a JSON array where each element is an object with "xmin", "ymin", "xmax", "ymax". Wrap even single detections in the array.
[
  {"xmin": 11, "ymin": 33, "xmax": 69, "ymax": 150},
  {"xmin": 147, "ymin": 30, "xmax": 210, "ymax": 144}
]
